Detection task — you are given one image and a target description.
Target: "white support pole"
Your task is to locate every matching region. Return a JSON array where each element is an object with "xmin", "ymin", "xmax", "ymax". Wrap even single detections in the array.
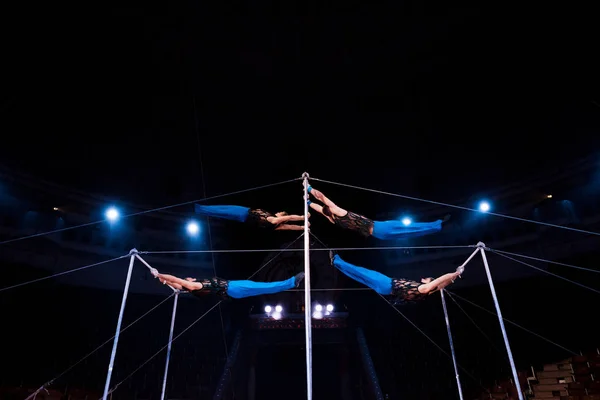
[
  {"xmin": 440, "ymin": 289, "xmax": 464, "ymax": 400},
  {"xmin": 302, "ymin": 172, "xmax": 313, "ymax": 400},
  {"xmin": 160, "ymin": 291, "xmax": 180, "ymax": 400},
  {"xmin": 478, "ymin": 242, "xmax": 524, "ymax": 400},
  {"xmin": 103, "ymin": 249, "xmax": 137, "ymax": 400}
]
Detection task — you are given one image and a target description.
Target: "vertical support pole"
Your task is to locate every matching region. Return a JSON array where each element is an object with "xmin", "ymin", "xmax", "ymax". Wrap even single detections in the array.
[
  {"xmin": 302, "ymin": 172, "xmax": 313, "ymax": 400},
  {"xmin": 103, "ymin": 249, "xmax": 137, "ymax": 400},
  {"xmin": 160, "ymin": 291, "xmax": 180, "ymax": 400},
  {"xmin": 478, "ymin": 242, "xmax": 524, "ymax": 400},
  {"xmin": 213, "ymin": 330, "xmax": 243, "ymax": 400},
  {"xmin": 440, "ymin": 289, "xmax": 464, "ymax": 400},
  {"xmin": 356, "ymin": 328, "xmax": 384, "ymax": 400}
]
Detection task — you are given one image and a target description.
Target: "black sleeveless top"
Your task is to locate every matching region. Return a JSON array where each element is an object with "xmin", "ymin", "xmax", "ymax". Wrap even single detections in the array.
[
  {"xmin": 191, "ymin": 277, "xmax": 231, "ymax": 301},
  {"xmin": 245, "ymin": 209, "xmax": 278, "ymax": 230},
  {"xmin": 329, "ymin": 210, "xmax": 374, "ymax": 238},
  {"xmin": 390, "ymin": 278, "xmax": 428, "ymax": 305}
]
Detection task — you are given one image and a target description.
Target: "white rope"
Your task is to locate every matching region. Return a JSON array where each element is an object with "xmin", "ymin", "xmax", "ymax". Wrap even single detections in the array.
[
  {"xmin": 104, "ymin": 234, "xmax": 304, "ymax": 397},
  {"xmin": 25, "ymin": 292, "xmax": 177, "ymax": 397},
  {"xmin": 104, "ymin": 301, "xmax": 222, "ymax": 399},
  {"xmin": 488, "ymin": 248, "xmax": 600, "ymax": 274},
  {"xmin": 0, "ymin": 254, "xmax": 129, "ymax": 293},
  {"xmin": 1, "ymin": 177, "xmax": 301, "ymax": 245},
  {"xmin": 490, "ymin": 250, "xmax": 600, "ymax": 295},
  {"xmin": 445, "ymin": 290, "xmax": 578, "ymax": 355},
  {"xmin": 311, "ymin": 177, "xmax": 600, "ymax": 237},
  {"xmin": 140, "ymin": 244, "xmax": 472, "ymax": 255},
  {"xmin": 443, "ymin": 290, "xmax": 506, "ymax": 356},
  {"xmin": 134, "ymin": 255, "xmax": 179, "ymax": 292},
  {"xmin": 376, "ymin": 292, "xmax": 491, "ymax": 395}
]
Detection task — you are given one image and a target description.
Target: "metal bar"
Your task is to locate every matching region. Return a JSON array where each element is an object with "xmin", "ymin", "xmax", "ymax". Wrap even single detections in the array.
[
  {"xmin": 102, "ymin": 251, "xmax": 137, "ymax": 399},
  {"xmin": 440, "ymin": 289, "xmax": 464, "ymax": 400},
  {"xmin": 160, "ymin": 291, "xmax": 180, "ymax": 400},
  {"xmin": 303, "ymin": 172, "xmax": 313, "ymax": 400},
  {"xmin": 479, "ymin": 245, "xmax": 524, "ymax": 400}
]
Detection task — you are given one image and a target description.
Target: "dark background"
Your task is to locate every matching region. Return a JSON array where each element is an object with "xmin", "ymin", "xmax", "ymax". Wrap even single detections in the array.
[{"xmin": 1, "ymin": 0, "xmax": 599, "ymax": 398}]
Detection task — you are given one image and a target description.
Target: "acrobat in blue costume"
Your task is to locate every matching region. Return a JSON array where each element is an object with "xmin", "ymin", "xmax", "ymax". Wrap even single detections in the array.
[
  {"xmin": 307, "ymin": 186, "xmax": 447, "ymax": 240},
  {"xmin": 330, "ymin": 251, "xmax": 462, "ymax": 303},
  {"xmin": 154, "ymin": 271, "xmax": 305, "ymax": 300},
  {"xmin": 194, "ymin": 204, "xmax": 305, "ymax": 231}
]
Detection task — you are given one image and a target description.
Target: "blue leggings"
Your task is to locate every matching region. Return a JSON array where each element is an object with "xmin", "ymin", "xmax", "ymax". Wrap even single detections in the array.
[
  {"xmin": 372, "ymin": 219, "xmax": 442, "ymax": 240},
  {"xmin": 227, "ymin": 276, "xmax": 296, "ymax": 299},
  {"xmin": 332, "ymin": 254, "xmax": 392, "ymax": 295},
  {"xmin": 194, "ymin": 205, "xmax": 250, "ymax": 223}
]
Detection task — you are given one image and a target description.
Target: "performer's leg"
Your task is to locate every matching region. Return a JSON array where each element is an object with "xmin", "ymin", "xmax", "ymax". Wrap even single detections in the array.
[
  {"xmin": 227, "ymin": 272, "xmax": 305, "ymax": 299},
  {"xmin": 194, "ymin": 205, "xmax": 250, "ymax": 222},
  {"xmin": 372, "ymin": 219, "xmax": 442, "ymax": 240},
  {"xmin": 331, "ymin": 252, "xmax": 393, "ymax": 295}
]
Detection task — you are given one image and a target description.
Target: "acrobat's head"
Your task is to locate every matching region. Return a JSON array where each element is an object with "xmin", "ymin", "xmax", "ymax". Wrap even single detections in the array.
[{"xmin": 321, "ymin": 205, "xmax": 333, "ymax": 217}]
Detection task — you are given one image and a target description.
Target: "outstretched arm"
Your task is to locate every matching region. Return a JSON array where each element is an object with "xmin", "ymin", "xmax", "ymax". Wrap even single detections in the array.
[
  {"xmin": 418, "ymin": 269, "xmax": 462, "ymax": 294},
  {"xmin": 308, "ymin": 202, "xmax": 334, "ymax": 224},
  {"xmin": 275, "ymin": 223, "xmax": 306, "ymax": 231},
  {"xmin": 155, "ymin": 273, "xmax": 204, "ymax": 291},
  {"xmin": 309, "ymin": 187, "xmax": 338, "ymax": 208},
  {"xmin": 274, "ymin": 213, "xmax": 306, "ymax": 223}
]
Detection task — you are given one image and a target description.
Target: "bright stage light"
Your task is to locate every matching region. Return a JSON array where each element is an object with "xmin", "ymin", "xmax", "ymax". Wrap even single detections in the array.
[
  {"xmin": 264, "ymin": 305, "xmax": 272, "ymax": 313},
  {"xmin": 401, "ymin": 217, "xmax": 412, "ymax": 226},
  {"xmin": 186, "ymin": 221, "xmax": 199, "ymax": 235},
  {"xmin": 312, "ymin": 311, "xmax": 323, "ymax": 319},
  {"xmin": 547, "ymin": 194, "xmax": 553, "ymax": 199},
  {"xmin": 105, "ymin": 207, "xmax": 119, "ymax": 222},
  {"xmin": 315, "ymin": 304, "xmax": 322, "ymax": 312},
  {"xmin": 272, "ymin": 312, "xmax": 282, "ymax": 320},
  {"xmin": 275, "ymin": 305, "xmax": 283, "ymax": 313},
  {"xmin": 478, "ymin": 201, "xmax": 490, "ymax": 212},
  {"xmin": 326, "ymin": 304, "xmax": 334, "ymax": 312}
]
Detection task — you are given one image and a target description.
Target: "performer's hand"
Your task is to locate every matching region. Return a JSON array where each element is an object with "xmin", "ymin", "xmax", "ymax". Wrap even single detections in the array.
[
  {"xmin": 421, "ymin": 278, "xmax": 432, "ymax": 284},
  {"xmin": 150, "ymin": 268, "xmax": 159, "ymax": 277},
  {"xmin": 185, "ymin": 277, "xmax": 197, "ymax": 282}
]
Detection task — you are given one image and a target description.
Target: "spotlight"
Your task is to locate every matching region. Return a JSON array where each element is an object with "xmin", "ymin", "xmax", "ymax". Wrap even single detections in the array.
[
  {"xmin": 312, "ymin": 311, "xmax": 323, "ymax": 319},
  {"xmin": 105, "ymin": 207, "xmax": 119, "ymax": 222},
  {"xmin": 186, "ymin": 221, "xmax": 199, "ymax": 235},
  {"xmin": 275, "ymin": 305, "xmax": 283, "ymax": 313},
  {"xmin": 547, "ymin": 194, "xmax": 553, "ymax": 199},
  {"xmin": 53, "ymin": 207, "xmax": 59, "ymax": 211},
  {"xmin": 478, "ymin": 201, "xmax": 490, "ymax": 212},
  {"xmin": 315, "ymin": 304, "xmax": 323, "ymax": 312},
  {"xmin": 264, "ymin": 305, "xmax": 272, "ymax": 313},
  {"xmin": 272, "ymin": 312, "xmax": 282, "ymax": 320},
  {"xmin": 326, "ymin": 304, "xmax": 334, "ymax": 312},
  {"xmin": 401, "ymin": 217, "xmax": 412, "ymax": 226}
]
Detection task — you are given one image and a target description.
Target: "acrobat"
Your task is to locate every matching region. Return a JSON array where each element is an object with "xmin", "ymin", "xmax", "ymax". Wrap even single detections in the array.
[
  {"xmin": 307, "ymin": 186, "xmax": 449, "ymax": 240},
  {"xmin": 194, "ymin": 204, "xmax": 307, "ymax": 231},
  {"xmin": 150, "ymin": 268, "xmax": 305, "ymax": 300},
  {"xmin": 329, "ymin": 251, "xmax": 462, "ymax": 303}
]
